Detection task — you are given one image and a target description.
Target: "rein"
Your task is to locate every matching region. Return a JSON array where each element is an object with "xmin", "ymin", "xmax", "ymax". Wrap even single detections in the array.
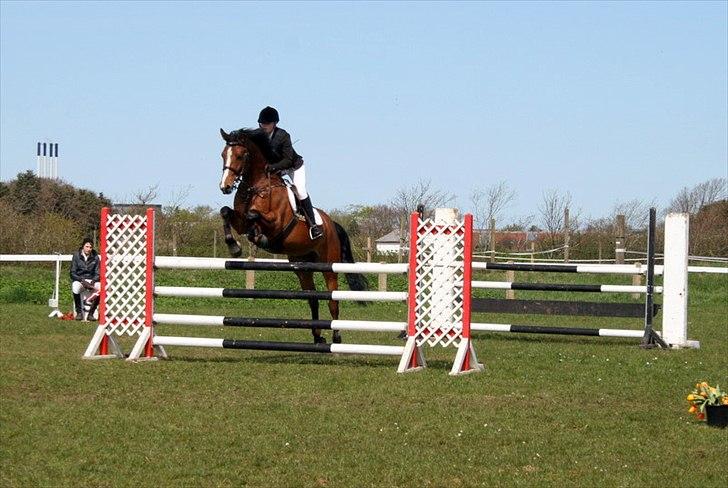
[{"xmin": 223, "ymin": 138, "xmax": 299, "ymax": 250}]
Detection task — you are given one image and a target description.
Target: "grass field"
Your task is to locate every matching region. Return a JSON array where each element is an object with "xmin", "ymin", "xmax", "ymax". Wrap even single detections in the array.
[{"xmin": 1, "ymin": 264, "xmax": 726, "ymax": 487}]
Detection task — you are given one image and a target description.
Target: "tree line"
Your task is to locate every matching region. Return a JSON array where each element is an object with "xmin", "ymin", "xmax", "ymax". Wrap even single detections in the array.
[{"xmin": 0, "ymin": 170, "xmax": 725, "ymax": 259}]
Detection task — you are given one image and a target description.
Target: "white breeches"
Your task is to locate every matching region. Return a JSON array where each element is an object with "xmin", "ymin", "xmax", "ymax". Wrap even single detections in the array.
[
  {"xmin": 292, "ymin": 165, "xmax": 308, "ymax": 200},
  {"xmin": 72, "ymin": 280, "xmax": 100, "ymax": 294}
]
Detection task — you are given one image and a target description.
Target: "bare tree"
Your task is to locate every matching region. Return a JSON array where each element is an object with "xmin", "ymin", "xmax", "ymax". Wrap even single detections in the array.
[
  {"xmin": 502, "ymin": 215, "xmax": 536, "ymax": 232},
  {"xmin": 667, "ymin": 177, "xmax": 727, "ymax": 215},
  {"xmin": 132, "ymin": 183, "xmax": 160, "ymax": 205},
  {"xmin": 537, "ymin": 189, "xmax": 576, "ymax": 248},
  {"xmin": 165, "ymin": 185, "xmax": 193, "ymax": 214},
  {"xmin": 612, "ymin": 198, "xmax": 655, "ymax": 231},
  {"xmin": 390, "ymin": 178, "xmax": 456, "ymax": 219},
  {"xmin": 470, "ymin": 180, "xmax": 516, "ymax": 231}
]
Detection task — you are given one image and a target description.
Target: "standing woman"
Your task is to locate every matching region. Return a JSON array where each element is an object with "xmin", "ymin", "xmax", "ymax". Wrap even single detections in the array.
[{"xmin": 256, "ymin": 106, "xmax": 323, "ymax": 240}]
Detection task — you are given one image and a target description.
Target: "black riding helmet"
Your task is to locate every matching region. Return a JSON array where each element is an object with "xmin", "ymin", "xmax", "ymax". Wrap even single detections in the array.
[{"xmin": 258, "ymin": 106, "xmax": 280, "ymax": 124}]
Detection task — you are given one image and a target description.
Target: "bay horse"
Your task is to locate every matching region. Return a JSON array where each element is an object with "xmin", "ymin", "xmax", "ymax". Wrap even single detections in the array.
[{"xmin": 218, "ymin": 128, "xmax": 367, "ymax": 345}]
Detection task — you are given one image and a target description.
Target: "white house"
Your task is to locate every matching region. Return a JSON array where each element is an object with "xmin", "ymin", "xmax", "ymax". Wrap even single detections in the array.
[{"xmin": 375, "ymin": 230, "xmax": 405, "ymax": 254}]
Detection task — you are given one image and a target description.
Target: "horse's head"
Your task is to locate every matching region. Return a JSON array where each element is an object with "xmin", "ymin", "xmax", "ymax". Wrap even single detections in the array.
[{"xmin": 219, "ymin": 129, "xmax": 252, "ymax": 195}]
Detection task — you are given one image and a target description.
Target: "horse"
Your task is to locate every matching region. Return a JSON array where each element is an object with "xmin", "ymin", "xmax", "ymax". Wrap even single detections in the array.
[{"xmin": 218, "ymin": 128, "xmax": 367, "ymax": 345}]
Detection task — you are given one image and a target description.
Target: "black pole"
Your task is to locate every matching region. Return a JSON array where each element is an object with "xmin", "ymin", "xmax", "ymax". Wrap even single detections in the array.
[{"xmin": 641, "ymin": 208, "xmax": 668, "ymax": 348}]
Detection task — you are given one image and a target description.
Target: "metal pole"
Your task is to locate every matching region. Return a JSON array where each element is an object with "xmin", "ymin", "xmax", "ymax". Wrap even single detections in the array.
[{"xmin": 641, "ymin": 207, "xmax": 667, "ymax": 348}]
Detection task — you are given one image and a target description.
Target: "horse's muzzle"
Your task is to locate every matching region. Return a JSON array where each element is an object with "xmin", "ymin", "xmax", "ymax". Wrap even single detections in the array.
[{"xmin": 220, "ymin": 185, "xmax": 233, "ymax": 195}]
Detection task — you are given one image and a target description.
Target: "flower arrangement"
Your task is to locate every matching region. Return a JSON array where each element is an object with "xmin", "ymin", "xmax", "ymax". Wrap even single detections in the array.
[{"xmin": 687, "ymin": 382, "xmax": 728, "ymax": 420}]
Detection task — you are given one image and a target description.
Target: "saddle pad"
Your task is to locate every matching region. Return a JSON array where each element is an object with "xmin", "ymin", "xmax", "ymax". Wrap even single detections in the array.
[{"xmin": 282, "ymin": 176, "xmax": 323, "ymax": 225}]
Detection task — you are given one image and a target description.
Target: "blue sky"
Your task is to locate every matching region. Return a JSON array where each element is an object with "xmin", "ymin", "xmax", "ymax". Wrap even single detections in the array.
[{"xmin": 1, "ymin": 1, "xmax": 726, "ymax": 223}]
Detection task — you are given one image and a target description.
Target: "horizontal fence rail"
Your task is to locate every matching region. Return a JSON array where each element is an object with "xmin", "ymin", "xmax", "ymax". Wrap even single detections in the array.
[
  {"xmin": 470, "ymin": 322, "xmax": 646, "ymax": 338},
  {"xmin": 472, "ymin": 262, "xmax": 663, "ymax": 275},
  {"xmin": 152, "ymin": 336, "xmax": 405, "ymax": 355},
  {"xmin": 471, "ymin": 298, "xmax": 658, "ymax": 318},
  {"xmin": 154, "ymin": 286, "xmax": 408, "ymax": 302},
  {"xmin": 2, "ymin": 255, "xmax": 725, "ymax": 274},
  {"xmin": 154, "ymin": 257, "xmax": 409, "ymax": 274},
  {"xmin": 153, "ymin": 313, "xmax": 408, "ymax": 332},
  {"xmin": 471, "ymin": 281, "xmax": 661, "ymax": 294}
]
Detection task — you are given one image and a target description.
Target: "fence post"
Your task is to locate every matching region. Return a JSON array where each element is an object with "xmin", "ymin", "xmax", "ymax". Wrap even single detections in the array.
[
  {"xmin": 563, "ymin": 207, "xmax": 570, "ymax": 263},
  {"xmin": 631, "ymin": 264, "xmax": 642, "ymax": 299},
  {"xmin": 246, "ymin": 242, "xmax": 256, "ymax": 290},
  {"xmin": 615, "ymin": 214, "xmax": 625, "ymax": 264},
  {"xmin": 661, "ymin": 213, "xmax": 692, "ymax": 347},
  {"xmin": 506, "ymin": 262, "xmax": 515, "ymax": 300},
  {"xmin": 378, "ymin": 270, "xmax": 387, "ymax": 292},
  {"xmin": 598, "ymin": 240, "xmax": 603, "ymax": 263},
  {"xmin": 530, "ymin": 242, "xmax": 535, "ymax": 263},
  {"xmin": 397, "ymin": 217, "xmax": 404, "ymax": 264},
  {"xmin": 366, "ymin": 236, "xmax": 372, "ymax": 263}
]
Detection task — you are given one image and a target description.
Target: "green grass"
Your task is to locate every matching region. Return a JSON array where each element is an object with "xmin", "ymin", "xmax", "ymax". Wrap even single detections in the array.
[{"xmin": 1, "ymin": 265, "xmax": 727, "ymax": 487}]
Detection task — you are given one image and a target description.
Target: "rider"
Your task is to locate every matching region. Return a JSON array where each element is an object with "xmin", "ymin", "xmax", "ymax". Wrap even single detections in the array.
[{"xmin": 256, "ymin": 106, "xmax": 323, "ymax": 240}]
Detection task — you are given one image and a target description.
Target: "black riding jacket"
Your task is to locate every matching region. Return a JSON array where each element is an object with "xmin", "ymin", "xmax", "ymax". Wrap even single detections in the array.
[
  {"xmin": 70, "ymin": 249, "xmax": 100, "ymax": 282},
  {"xmin": 265, "ymin": 127, "xmax": 304, "ymax": 171}
]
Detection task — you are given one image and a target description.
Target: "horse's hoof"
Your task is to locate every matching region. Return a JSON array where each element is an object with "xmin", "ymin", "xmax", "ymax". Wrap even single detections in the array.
[
  {"xmin": 228, "ymin": 244, "xmax": 242, "ymax": 258},
  {"xmin": 332, "ymin": 333, "xmax": 342, "ymax": 344},
  {"xmin": 313, "ymin": 336, "xmax": 327, "ymax": 345}
]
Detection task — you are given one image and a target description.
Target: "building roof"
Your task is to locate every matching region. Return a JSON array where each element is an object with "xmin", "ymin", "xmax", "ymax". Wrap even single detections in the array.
[{"xmin": 375, "ymin": 230, "xmax": 401, "ymax": 244}]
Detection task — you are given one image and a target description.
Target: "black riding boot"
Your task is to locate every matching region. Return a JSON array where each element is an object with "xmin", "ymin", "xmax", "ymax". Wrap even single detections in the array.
[
  {"xmin": 299, "ymin": 197, "xmax": 323, "ymax": 240},
  {"xmin": 87, "ymin": 298, "xmax": 99, "ymax": 322},
  {"xmin": 73, "ymin": 293, "xmax": 84, "ymax": 320}
]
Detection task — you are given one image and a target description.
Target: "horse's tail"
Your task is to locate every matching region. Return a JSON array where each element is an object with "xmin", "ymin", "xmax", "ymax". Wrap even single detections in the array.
[{"xmin": 334, "ymin": 221, "xmax": 369, "ymax": 292}]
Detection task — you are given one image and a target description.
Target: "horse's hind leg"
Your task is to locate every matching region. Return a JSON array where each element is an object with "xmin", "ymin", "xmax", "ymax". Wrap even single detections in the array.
[
  {"xmin": 220, "ymin": 206, "xmax": 243, "ymax": 257},
  {"xmin": 294, "ymin": 271, "xmax": 324, "ymax": 344},
  {"xmin": 323, "ymin": 272, "xmax": 341, "ymax": 344}
]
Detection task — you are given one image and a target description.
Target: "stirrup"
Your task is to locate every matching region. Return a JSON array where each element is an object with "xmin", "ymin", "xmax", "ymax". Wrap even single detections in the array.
[{"xmin": 309, "ymin": 225, "xmax": 323, "ymax": 240}]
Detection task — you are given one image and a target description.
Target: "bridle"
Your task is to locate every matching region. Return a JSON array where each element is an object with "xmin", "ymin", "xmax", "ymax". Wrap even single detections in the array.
[
  {"xmin": 221, "ymin": 139, "xmax": 285, "ymax": 213},
  {"xmin": 222, "ymin": 141, "xmax": 250, "ymax": 191}
]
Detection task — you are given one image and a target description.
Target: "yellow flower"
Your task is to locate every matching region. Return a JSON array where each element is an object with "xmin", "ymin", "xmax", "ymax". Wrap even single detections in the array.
[
  {"xmin": 688, "ymin": 405, "xmax": 697, "ymax": 414},
  {"xmin": 687, "ymin": 394, "xmax": 696, "ymax": 401}
]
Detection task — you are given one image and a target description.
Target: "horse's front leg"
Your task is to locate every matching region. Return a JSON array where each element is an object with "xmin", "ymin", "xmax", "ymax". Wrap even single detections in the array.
[
  {"xmin": 220, "ymin": 206, "xmax": 244, "ymax": 257},
  {"xmin": 244, "ymin": 211, "xmax": 269, "ymax": 249},
  {"xmin": 323, "ymin": 271, "xmax": 341, "ymax": 344}
]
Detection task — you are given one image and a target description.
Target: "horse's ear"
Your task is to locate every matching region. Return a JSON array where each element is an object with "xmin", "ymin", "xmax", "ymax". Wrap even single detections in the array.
[{"xmin": 220, "ymin": 128, "xmax": 230, "ymax": 142}]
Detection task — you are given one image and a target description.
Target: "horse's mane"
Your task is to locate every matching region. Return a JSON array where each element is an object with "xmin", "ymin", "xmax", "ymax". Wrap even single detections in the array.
[{"xmin": 229, "ymin": 128, "xmax": 277, "ymax": 164}]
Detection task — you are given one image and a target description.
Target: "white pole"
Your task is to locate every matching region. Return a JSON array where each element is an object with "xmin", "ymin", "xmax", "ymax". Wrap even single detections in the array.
[
  {"xmin": 661, "ymin": 213, "xmax": 695, "ymax": 348},
  {"xmin": 54, "ymin": 254, "xmax": 60, "ymax": 304}
]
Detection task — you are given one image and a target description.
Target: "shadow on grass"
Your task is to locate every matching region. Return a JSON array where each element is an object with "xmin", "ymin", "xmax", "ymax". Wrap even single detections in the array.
[
  {"xmin": 474, "ymin": 332, "xmax": 644, "ymax": 347},
  {"xmin": 154, "ymin": 350, "xmax": 457, "ymax": 372}
]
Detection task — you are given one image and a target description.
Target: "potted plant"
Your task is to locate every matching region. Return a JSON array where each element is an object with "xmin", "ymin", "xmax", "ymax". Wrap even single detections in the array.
[{"xmin": 687, "ymin": 382, "xmax": 728, "ymax": 428}]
